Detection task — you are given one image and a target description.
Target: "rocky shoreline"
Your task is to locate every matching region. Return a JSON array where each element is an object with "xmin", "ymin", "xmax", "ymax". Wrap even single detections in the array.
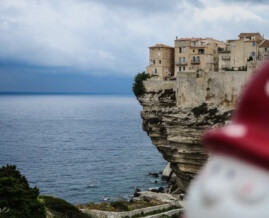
[{"xmin": 79, "ymin": 190, "xmax": 183, "ymax": 218}]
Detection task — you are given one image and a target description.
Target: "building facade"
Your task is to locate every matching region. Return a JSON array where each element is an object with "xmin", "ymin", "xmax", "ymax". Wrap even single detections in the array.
[
  {"xmin": 147, "ymin": 33, "xmax": 268, "ymax": 80},
  {"xmin": 259, "ymin": 40, "xmax": 269, "ymax": 61},
  {"xmin": 219, "ymin": 33, "xmax": 264, "ymax": 71},
  {"xmin": 218, "ymin": 43, "xmax": 231, "ymax": 70},
  {"xmin": 146, "ymin": 44, "xmax": 174, "ymax": 80},
  {"xmin": 174, "ymin": 38, "xmax": 225, "ymax": 77}
]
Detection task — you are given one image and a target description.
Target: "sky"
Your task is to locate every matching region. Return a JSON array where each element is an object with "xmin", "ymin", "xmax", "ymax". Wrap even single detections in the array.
[{"xmin": 0, "ymin": 0, "xmax": 269, "ymax": 93}]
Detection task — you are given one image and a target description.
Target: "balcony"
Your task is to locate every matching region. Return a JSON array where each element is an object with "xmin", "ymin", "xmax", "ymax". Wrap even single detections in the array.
[
  {"xmin": 218, "ymin": 48, "xmax": 231, "ymax": 53},
  {"xmin": 222, "ymin": 56, "xmax": 231, "ymax": 60},
  {"xmin": 176, "ymin": 62, "xmax": 188, "ymax": 66},
  {"xmin": 191, "ymin": 59, "xmax": 200, "ymax": 64}
]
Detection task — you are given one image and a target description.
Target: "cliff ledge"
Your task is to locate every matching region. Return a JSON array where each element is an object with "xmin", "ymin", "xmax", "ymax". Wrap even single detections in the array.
[{"xmin": 138, "ymin": 70, "xmax": 252, "ymax": 193}]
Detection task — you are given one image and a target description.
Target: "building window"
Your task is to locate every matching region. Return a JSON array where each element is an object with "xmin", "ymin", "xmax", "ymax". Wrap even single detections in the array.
[
  {"xmin": 251, "ymin": 52, "xmax": 256, "ymax": 57},
  {"xmin": 165, "ymin": 68, "xmax": 168, "ymax": 72},
  {"xmin": 183, "ymin": 41, "xmax": 186, "ymax": 47},
  {"xmin": 252, "ymin": 42, "xmax": 256, "ymax": 46},
  {"xmin": 193, "ymin": 49, "xmax": 195, "ymax": 53},
  {"xmin": 183, "ymin": 47, "xmax": 186, "ymax": 53},
  {"xmin": 158, "ymin": 52, "xmax": 161, "ymax": 56},
  {"xmin": 179, "ymin": 66, "xmax": 186, "ymax": 71},
  {"xmin": 183, "ymin": 57, "xmax": 185, "ymax": 62},
  {"xmin": 151, "ymin": 60, "xmax": 155, "ymax": 65},
  {"xmin": 198, "ymin": 49, "xmax": 204, "ymax": 54},
  {"xmin": 159, "ymin": 60, "xmax": 161, "ymax": 64},
  {"xmin": 154, "ymin": 69, "xmax": 158, "ymax": 75},
  {"xmin": 179, "ymin": 47, "xmax": 182, "ymax": 53},
  {"xmin": 179, "ymin": 41, "xmax": 181, "ymax": 47}
]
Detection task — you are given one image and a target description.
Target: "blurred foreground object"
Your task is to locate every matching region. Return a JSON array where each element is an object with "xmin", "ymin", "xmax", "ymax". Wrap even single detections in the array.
[{"xmin": 186, "ymin": 61, "xmax": 269, "ymax": 218}]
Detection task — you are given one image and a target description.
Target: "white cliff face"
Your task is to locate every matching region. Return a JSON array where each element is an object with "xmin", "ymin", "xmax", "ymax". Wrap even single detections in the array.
[
  {"xmin": 138, "ymin": 87, "xmax": 232, "ymax": 192},
  {"xmin": 186, "ymin": 154, "xmax": 269, "ymax": 218},
  {"xmin": 137, "ymin": 71, "xmax": 252, "ymax": 193}
]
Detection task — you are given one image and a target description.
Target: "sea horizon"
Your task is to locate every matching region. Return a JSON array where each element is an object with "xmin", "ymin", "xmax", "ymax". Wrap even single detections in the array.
[{"xmin": 0, "ymin": 92, "xmax": 134, "ymax": 96}]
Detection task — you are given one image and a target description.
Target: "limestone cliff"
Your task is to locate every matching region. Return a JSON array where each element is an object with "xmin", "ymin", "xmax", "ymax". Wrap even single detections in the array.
[{"xmin": 137, "ymin": 70, "xmax": 252, "ymax": 193}]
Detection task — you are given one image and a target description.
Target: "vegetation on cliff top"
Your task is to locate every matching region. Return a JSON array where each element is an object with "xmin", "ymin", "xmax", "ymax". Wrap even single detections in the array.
[{"xmin": 132, "ymin": 72, "xmax": 150, "ymax": 97}]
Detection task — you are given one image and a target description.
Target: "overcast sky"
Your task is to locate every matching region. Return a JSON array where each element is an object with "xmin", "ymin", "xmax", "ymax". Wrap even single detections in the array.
[{"xmin": 0, "ymin": 0, "xmax": 269, "ymax": 93}]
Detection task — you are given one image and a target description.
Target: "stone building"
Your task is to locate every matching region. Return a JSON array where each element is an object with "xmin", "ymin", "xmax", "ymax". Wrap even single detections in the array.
[
  {"xmin": 258, "ymin": 40, "xmax": 269, "ymax": 62},
  {"xmin": 146, "ymin": 44, "xmax": 174, "ymax": 80},
  {"xmin": 174, "ymin": 37, "xmax": 225, "ymax": 76},
  {"xmin": 218, "ymin": 43, "xmax": 231, "ymax": 70},
  {"xmin": 219, "ymin": 33, "xmax": 264, "ymax": 71},
  {"xmin": 146, "ymin": 33, "xmax": 268, "ymax": 80}
]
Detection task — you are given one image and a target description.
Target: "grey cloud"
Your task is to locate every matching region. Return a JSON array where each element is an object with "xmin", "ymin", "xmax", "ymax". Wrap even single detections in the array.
[
  {"xmin": 222, "ymin": 0, "xmax": 268, "ymax": 3},
  {"xmin": 86, "ymin": 0, "xmax": 204, "ymax": 13},
  {"xmin": 0, "ymin": 0, "xmax": 268, "ymax": 78}
]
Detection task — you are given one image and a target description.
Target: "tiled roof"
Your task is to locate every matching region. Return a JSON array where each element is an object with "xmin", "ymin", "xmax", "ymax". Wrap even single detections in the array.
[
  {"xmin": 260, "ymin": 40, "xmax": 269, "ymax": 48},
  {"xmin": 149, "ymin": 44, "xmax": 174, "ymax": 49},
  {"xmin": 239, "ymin": 32, "xmax": 262, "ymax": 38},
  {"xmin": 176, "ymin": 38, "xmax": 202, "ymax": 41}
]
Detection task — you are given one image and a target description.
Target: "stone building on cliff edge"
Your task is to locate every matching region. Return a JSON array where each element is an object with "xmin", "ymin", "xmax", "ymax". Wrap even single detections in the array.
[
  {"xmin": 146, "ymin": 44, "xmax": 174, "ymax": 80},
  {"xmin": 147, "ymin": 32, "xmax": 269, "ymax": 80}
]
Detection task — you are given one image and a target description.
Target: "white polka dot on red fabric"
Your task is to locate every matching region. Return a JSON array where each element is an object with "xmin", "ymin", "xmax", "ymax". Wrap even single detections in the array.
[
  {"xmin": 222, "ymin": 124, "xmax": 247, "ymax": 138},
  {"xmin": 265, "ymin": 80, "xmax": 269, "ymax": 96}
]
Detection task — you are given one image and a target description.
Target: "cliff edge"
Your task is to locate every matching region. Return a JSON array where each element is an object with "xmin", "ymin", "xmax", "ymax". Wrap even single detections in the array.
[{"xmin": 137, "ymin": 70, "xmax": 252, "ymax": 193}]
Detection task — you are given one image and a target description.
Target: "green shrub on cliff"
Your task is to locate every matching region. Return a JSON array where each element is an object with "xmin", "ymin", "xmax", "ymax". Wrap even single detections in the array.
[
  {"xmin": 132, "ymin": 72, "xmax": 150, "ymax": 97},
  {"xmin": 43, "ymin": 196, "xmax": 91, "ymax": 218},
  {"xmin": 0, "ymin": 164, "xmax": 46, "ymax": 218}
]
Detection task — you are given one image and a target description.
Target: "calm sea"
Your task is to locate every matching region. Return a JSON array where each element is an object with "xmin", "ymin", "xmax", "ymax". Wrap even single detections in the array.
[{"xmin": 0, "ymin": 94, "xmax": 167, "ymax": 204}]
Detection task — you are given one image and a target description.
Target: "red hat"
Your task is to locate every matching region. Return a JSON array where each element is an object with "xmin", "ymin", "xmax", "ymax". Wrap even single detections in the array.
[{"xmin": 202, "ymin": 61, "xmax": 269, "ymax": 170}]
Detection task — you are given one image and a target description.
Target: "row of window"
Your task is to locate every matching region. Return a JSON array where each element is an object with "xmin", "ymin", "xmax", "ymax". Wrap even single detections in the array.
[
  {"xmin": 179, "ymin": 41, "xmax": 186, "ymax": 47},
  {"xmin": 179, "ymin": 66, "xmax": 186, "ymax": 71},
  {"xmin": 178, "ymin": 56, "xmax": 200, "ymax": 63},
  {"xmin": 179, "ymin": 66, "xmax": 200, "ymax": 71},
  {"xmin": 152, "ymin": 68, "xmax": 169, "ymax": 75},
  {"xmin": 179, "ymin": 41, "xmax": 206, "ymax": 47},
  {"xmin": 250, "ymin": 52, "xmax": 256, "ymax": 57},
  {"xmin": 179, "ymin": 47, "xmax": 186, "ymax": 53},
  {"xmin": 151, "ymin": 60, "xmax": 162, "ymax": 65},
  {"xmin": 178, "ymin": 57, "xmax": 186, "ymax": 63},
  {"xmin": 179, "ymin": 48, "xmax": 214, "ymax": 54}
]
